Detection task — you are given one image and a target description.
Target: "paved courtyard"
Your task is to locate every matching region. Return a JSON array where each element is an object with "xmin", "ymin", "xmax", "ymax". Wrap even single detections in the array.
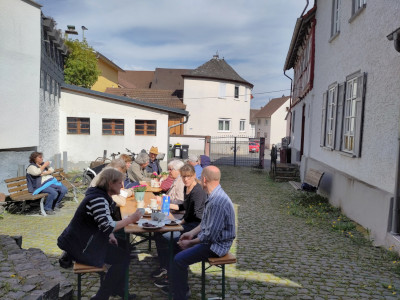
[{"xmin": 1, "ymin": 166, "xmax": 400, "ymax": 299}]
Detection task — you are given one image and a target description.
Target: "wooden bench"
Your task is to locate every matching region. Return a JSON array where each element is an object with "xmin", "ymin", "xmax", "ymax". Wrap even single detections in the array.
[
  {"xmin": 289, "ymin": 168, "xmax": 324, "ymax": 192},
  {"xmin": 201, "ymin": 252, "xmax": 236, "ymax": 300},
  {"xmin": 4, "ymin": 168, "xmax": 78, "ymax": 216},
  {"xmin": 73, "ymin": 262, "xmax": 106, "ymax": 300}
]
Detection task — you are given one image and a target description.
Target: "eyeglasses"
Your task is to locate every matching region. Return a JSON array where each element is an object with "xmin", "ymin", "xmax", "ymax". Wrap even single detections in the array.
[{"xmin": 168, "ymin": 168, "xmax": 174, "ymax": 171}]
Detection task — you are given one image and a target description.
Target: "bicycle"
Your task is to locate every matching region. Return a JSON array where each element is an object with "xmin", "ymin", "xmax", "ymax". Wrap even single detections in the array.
[
  {"xmin": 71, "ymin": 156, "xmax": 112, "ymax": 189},
  {"xmin": 125, "ymin": 148, "xmax": 138, "ymax": 161}
]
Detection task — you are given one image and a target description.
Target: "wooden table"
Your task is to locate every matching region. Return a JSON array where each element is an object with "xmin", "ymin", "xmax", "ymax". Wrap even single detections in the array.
[{"xmin": 120, "ymin": 191, "xmax": 183, "ymax": 300}]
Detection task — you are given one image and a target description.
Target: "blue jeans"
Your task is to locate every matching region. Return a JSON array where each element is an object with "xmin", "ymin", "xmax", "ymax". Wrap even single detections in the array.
[
  {"xmin": 41, "ymin": 183, "xmax": 68, "ymax": 211},
  {"xmin": 171, "ymin": 243, "xmax": 217, "ymax": 300},
  {"xmin": 155, "ymin": 222, "xmax": 199, "ymax": 270}
]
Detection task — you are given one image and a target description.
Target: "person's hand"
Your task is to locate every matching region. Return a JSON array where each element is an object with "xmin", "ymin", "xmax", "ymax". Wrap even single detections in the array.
[
  {"xmin": 109, "ymin": 233, "xmax": 118, "ymax": 246},
  {"xmin": 130, "ymin": 209, "xmax": 144, "ymax": 223},
  {"xmin": 43, "ymin": 161, "xmax": 50, "ymax": 167},
  {"xmin": 177, "ymin": 239, "xmax": 192, "ymax": 250},
  {"xmin": 179, "ymin": 231, "xmax": 193, "ymax": 241}
]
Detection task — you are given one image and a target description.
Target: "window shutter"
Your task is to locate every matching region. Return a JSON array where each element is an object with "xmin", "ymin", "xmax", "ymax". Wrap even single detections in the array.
[
  {"xmin": 320, "ymin": 92, "xmax": 327, "ymax": 147},
  {"xmin": 335, "ymin": 83, "xmax": 345, "ymax": 151},
  {"xmin": 330, "ymin": 84, "xmax": 339, "ymax": 149},
  {"xmin": 353, "ymin": 72, "xmax": 367, "ymax": 157}
]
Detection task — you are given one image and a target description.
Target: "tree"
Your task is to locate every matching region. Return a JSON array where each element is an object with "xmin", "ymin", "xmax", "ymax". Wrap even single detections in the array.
[{"xmin": 64, "ymin": 39, "xmax": 100, "ymax": 88}]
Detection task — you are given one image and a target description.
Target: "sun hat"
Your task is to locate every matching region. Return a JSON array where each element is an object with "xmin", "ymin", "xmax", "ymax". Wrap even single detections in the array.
[{"xmin": 149, "ymin": 146, "xmax": 159, "ymax": 155}]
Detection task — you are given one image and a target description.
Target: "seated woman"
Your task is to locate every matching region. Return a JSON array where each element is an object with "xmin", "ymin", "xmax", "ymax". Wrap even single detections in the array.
[
  {"xmin": 127, "ymin": 152, "xmax": 151, "ymax": 183},
  {"xmin": 152, "ymin": 163, "xmax": 207, "ymax": 286},
  {"xmin": 119, "ymin": 154, "xmax": 138, "ymax": 189},
  {"xmin": 163, "ymin": 159, "xmax": 185, "ymax": 217},
  {"xmin": 57, "ymin": 168, "xmax": 143, "ymax": 300},
  {"xmin": 26, "ymin": 151, "xmax": 68, "ymax": 215}
]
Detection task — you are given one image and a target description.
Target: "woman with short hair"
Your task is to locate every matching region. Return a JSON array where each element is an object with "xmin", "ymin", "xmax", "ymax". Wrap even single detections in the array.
[{"xmin": 58, "ymin": 168, "xmax": 143, "ymax": 299}]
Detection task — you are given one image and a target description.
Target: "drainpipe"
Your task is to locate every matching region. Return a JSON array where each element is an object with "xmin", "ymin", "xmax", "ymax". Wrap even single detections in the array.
[
  {"xmin": 301, "ymin": 0, "xmax": 309, "ymax": 17},
  {"xmin": 387, "ymin": 27, "xmax": 400, "ymax": 234},
  {"xmin": 167, "ymin": 115, "xmax": 190, "ymax": 161}
]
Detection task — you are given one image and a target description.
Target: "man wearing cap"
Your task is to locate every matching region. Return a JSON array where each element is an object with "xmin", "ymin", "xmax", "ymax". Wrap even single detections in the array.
[
  {"xmin": 187, "ymin": 154, "xmax": 202, "ymax": 179},
  {"xmin": 146, "ymin": 146, "xmax": 163, "ymax": 175}
]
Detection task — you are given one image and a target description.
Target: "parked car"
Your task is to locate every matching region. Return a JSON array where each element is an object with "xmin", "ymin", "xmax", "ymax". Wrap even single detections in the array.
[{"xmin": 249, "ymin": 142, "xmax": 260, "ymax": 153}]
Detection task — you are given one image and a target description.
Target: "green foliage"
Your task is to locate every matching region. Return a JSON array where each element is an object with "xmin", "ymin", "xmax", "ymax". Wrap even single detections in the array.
[{"xmin": 64, "ymin": 39, "xmax": 100, "ymax": 88}]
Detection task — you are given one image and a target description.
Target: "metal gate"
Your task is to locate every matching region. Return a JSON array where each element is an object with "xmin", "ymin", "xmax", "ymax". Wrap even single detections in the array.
[{"xmin": 209, "ymin": 136, "xmax": 265, "ymax": 167}]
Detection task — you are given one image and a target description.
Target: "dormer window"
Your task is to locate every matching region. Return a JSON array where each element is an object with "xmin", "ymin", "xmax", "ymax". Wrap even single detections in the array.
[{"xmin": 234, "ymin": 86, "xmax": 239, "ymax": 99}]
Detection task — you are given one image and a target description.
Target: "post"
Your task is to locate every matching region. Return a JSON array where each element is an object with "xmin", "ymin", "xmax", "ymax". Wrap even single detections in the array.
[
  {"xmin": 233, "ymin": 137, "xmax": 237, "ymax": 167},
  {"xmin": 63, "ymin": 151, "xmax": 68, "ymax": 171},
  {"xmin": 56, "ymin": 153, "xmax": 62, "ymax": 169},
  {"xmin": 17, "ymin": 165, "xmax": 25, "ymax": 177},
  {"xmin": 259, "ymin": 137, "xmax": 265, "ymax": 169},
  {"xmin": 103, "ymin": 150, "xmax": 107, "ymax": 161}
]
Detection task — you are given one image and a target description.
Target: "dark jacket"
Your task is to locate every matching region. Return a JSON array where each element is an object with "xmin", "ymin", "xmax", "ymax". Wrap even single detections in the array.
[
  {"xmin": 26, "ymin": 163, "xmax": 49, "ymax": 193},
  {"xmin": 57, "ymin": 187, "xmax": 116, "ymax": 267},
  {"xmin": 146, "ymin": 159, "xmax": 162, "ymax": 175}
]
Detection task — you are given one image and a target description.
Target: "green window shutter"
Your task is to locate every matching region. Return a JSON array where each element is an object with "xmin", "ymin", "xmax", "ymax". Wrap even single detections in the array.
[
  {"xmin": 335, "ymin": 82, "xmax": 346, "ymax": 151},
  {"xmin": 320, "ymin": 92, "xmax": 328, "ymax": 147},
  {"xmin": 353, "ymin": 72, "xmax": 367, "ymax": 157}
]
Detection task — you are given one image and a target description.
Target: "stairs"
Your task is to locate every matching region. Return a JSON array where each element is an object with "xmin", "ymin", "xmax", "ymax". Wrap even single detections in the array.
[{"xmin": 272, "ymin": 163, "xmax": 300, "ymax": 182}]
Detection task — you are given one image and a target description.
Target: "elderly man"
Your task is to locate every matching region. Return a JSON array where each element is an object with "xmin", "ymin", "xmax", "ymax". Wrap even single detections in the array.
[
  {"xmin": 187, "ymin": 154, "xmax": 202, "ymax": 179},
  {"xmin": 128, "ymin": 152, "xmax": 151, "ymax": 183},
  {"xmin": 146, "ymin": 146, "xmax": 163, "ymax": 175},
  {"xmin": 168, "ymin": 166, "xmax": 236, "ymax": 299}
]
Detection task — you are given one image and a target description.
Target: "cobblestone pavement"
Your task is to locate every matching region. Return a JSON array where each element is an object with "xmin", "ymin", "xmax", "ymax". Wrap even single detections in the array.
[{"xmin": 1, "ymin": 166, "xmax": 400, "ymax": 299}]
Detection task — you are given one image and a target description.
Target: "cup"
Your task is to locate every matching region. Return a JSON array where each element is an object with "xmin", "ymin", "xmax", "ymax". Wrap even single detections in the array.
[
  {"xmin": 137, "ymin": 201, "xmax": 144, "ymax": 209},
  {"xmin": 150, "ymin": 198, "xmax": 158, "ymax": 209}
]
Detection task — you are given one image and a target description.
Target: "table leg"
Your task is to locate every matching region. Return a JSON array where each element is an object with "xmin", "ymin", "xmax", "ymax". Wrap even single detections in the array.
[
  {"xmin": 124, "ymin": 232, "xmax": 130, "ymax": 300},
  {"xmin": 168, "ymin": 231, "xmax": 173, "ymax": 300},
  {"xmin": 148, "ymin": 232, "xmax": 152, "ymax": 251}
]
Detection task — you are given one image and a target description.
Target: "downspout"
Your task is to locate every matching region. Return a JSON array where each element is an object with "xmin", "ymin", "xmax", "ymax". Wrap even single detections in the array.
[
  {"xmin": 167, "ymin": 115, "xmax": 190, "ymax": 161},
  {"xmin": 301, "ymin": 0, "xmax": 309, "ymax": 17},
  {"xmin": 387, "ymin": 27, "xmax": 400, "ymax": 234}
]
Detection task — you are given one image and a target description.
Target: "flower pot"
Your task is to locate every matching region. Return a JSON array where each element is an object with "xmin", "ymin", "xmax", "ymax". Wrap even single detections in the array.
[
  {"xmin": 151, "ymin": 179, "xmax": 160, "ymax": 187},
  {"xmin": 134, "ymin": 191, "xmax": 145, "ymax": 202}
]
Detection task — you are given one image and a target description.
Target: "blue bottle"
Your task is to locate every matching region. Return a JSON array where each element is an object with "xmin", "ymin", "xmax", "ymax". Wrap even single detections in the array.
[{"xmin": 161, "ymin": 195, "xmax": 170, "ymax": 216}]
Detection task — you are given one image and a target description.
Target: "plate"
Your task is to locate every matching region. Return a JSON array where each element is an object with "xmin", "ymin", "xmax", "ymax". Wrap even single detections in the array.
[
  {"xmin": 138, "ymin": 220, "xmax": 164, "ymax": 229},
  {"xmin": 141, "ymin": 222, "xmax": 162, "ymax": 229},
  {"xmin": 164, "ymin": 219, "xmax": 181, "ymax": 226}
]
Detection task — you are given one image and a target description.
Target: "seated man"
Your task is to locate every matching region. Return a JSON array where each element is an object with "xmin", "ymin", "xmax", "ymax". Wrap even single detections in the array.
[
  {"xmin": 146, "ymin": 146, "xmax": 163, "ymax": 175},
  {"xmin": 169, "ymin": 166, "xmax": 236, "ymax": 299},
  {"xmin": 26, "ymin": 151, "xmax": 68, "ymax": 215},
  {"xmin": 187, "ymin": 154, "xmax": 202, "ymax": 179}
]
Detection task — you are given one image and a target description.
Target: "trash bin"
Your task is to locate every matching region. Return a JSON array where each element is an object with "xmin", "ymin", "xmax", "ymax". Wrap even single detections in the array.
[
  {"xmin": 181, "ymin": 145, "xmax": 189, "ymax": 159},
  {"xmin": 172, "ymin": 143, "xmax": 182, "ymax": 158}
]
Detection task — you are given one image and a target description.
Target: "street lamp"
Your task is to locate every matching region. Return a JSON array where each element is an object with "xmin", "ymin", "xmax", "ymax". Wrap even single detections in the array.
[{"xmin": 81, "ymin": 26, "xmax": 88, "ymax": 40}]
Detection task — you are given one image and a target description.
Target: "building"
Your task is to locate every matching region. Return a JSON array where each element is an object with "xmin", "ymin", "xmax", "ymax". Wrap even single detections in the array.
[
  {"xmin": 254, "ymin": 96, "xmax": 290, "ymax": 149},
  {"xmin": 284, "ymin": 1, "xmax": 400, "ymax": 247},
  {"xmin": 60, "ymin": 84, "xmax": 188, "ymax": 169},
  {"xmin": 91, "ymin": 52, "xmax": 124, "ymax": 92},
  {"xmin": 0, "ymin": 0, "xmax": 68, "ymax": 194},
  {"xmin": 183, "ymin": 55, "xmax": 254, "ymax": 136},
  {"xmin": 249, "ymin": 109, "xmax": 259, "ymax": 138}
]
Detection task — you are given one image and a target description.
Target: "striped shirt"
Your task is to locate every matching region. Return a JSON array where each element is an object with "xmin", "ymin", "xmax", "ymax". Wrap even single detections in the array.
[
  {"xmin": 198, "ymin": 185, "xmax": 236, "ymax": 257},
  {"xmin": 85, "ymin": 197, "xmax": 116, "ymax": 234}
]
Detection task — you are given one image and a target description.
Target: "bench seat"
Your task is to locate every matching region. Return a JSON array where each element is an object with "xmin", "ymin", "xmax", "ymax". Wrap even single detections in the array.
[{"xmin": 73, "ymin": 262, "xmax": 106, "ymax": 299}]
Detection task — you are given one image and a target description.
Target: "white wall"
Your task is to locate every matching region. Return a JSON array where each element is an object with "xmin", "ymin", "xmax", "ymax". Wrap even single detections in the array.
[
  {"xmin": 60, "ymin": 90, "xmax": 170, "ymax": 170},
  {"xmin": 270, "ymin": 99, "xmax": 290, "ymax": 147},
  {"xmin": 311, "ymin": 1, "xmax": 400, "ymax": 194},
  {"xmin": 294, "ymin": 1, "xmax": 400, "ymax": 245},
  {"xmin": 183, "ymin": 78, "xmax": 251, "ymax": 136},
  {"xmin": 0, "ymin": 0, "xmax": 41, "ymax": 149}
]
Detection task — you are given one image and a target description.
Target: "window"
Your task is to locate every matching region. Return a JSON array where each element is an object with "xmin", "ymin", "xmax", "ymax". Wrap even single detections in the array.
[
  {"xmin": 320, "ymin": 72, "xmax": 366, "ymax": 157},
  {"xmin": 331, "ymin": 0, "xmax": 341, "ymax": 37},
  {"xmin": 291, "ymin": 111, "xmax": 295, "ymax": 133},
  {"xmin": 219, "ymin": 83, "xmax": 226, "ymax": 98},
  {"xmin": 234, "ymin": 86, "xmax": 239, "ymax": 99},
  {"xmin": 324, "ymin": 85, "xmax": 338, "ymax": 148},
  {"xmin": 352, "ymin": 0, "xmax": 366, "ymax": 15},
  {"xmin": 257, "ymin": 119, "xmax": 261, "ymax": 125},
  {"xmin": 67, "ymin": 117, "xmax": 90, "ymax": 134},
  {"xmin": 239, "ymin": 120, "xmax": 245, "ymax": 132},
  {"xmin": 265, "ymin": 119, "xmax": 268, "ymax": 126},
  {"xmin": 103, "ymin": 119, "xmax": 124, "ymax": 135},
  {"xmin": 135, "ymin": 120, "xmax": 156, "ymax": 136},
  {"xmin": 218, "ymin": 119, "xmax": 231, "ymax": 132},
  {"xmin": 245, "ymin": 88, "xmax": 248, "ymax": 102}
]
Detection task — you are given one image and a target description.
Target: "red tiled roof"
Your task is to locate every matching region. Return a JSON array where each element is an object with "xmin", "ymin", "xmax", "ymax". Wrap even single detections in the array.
[
  {"xmin": 105, "ymin": 88, "xmax": 186, "ymax": 110},
  {"xmin": 254, "ymin": 96, "xmax": 290, "ymax": 118},
  {"xmin": 250, "ymin": 109, "xmax": 260, "ymax": 123},
  {"xmin": 151, "ymin": 68, "xmax": 191, "ymax": 90}
]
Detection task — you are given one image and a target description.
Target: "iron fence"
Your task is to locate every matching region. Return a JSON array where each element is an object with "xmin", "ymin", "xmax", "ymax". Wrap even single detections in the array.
[{"xmin": 209, "ymin": 136, "xmax": 265, "ymax": 167}]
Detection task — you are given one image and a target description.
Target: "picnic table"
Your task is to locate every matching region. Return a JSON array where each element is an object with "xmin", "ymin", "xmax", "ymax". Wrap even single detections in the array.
[{"xmin": 120, "ymin": 190, "xmax": 183, "ymax": 300}]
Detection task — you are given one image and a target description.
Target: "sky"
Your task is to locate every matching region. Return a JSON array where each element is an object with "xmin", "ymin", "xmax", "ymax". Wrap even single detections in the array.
[{"xmin": 36, "ymin": 0, "xmax": 313, "ymax": 109}]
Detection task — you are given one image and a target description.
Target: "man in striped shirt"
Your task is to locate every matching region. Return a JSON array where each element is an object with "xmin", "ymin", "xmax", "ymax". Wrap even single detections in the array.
[{"xmin": 170, "ymin": 166, "xmax": 236, "ymax": 300}]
